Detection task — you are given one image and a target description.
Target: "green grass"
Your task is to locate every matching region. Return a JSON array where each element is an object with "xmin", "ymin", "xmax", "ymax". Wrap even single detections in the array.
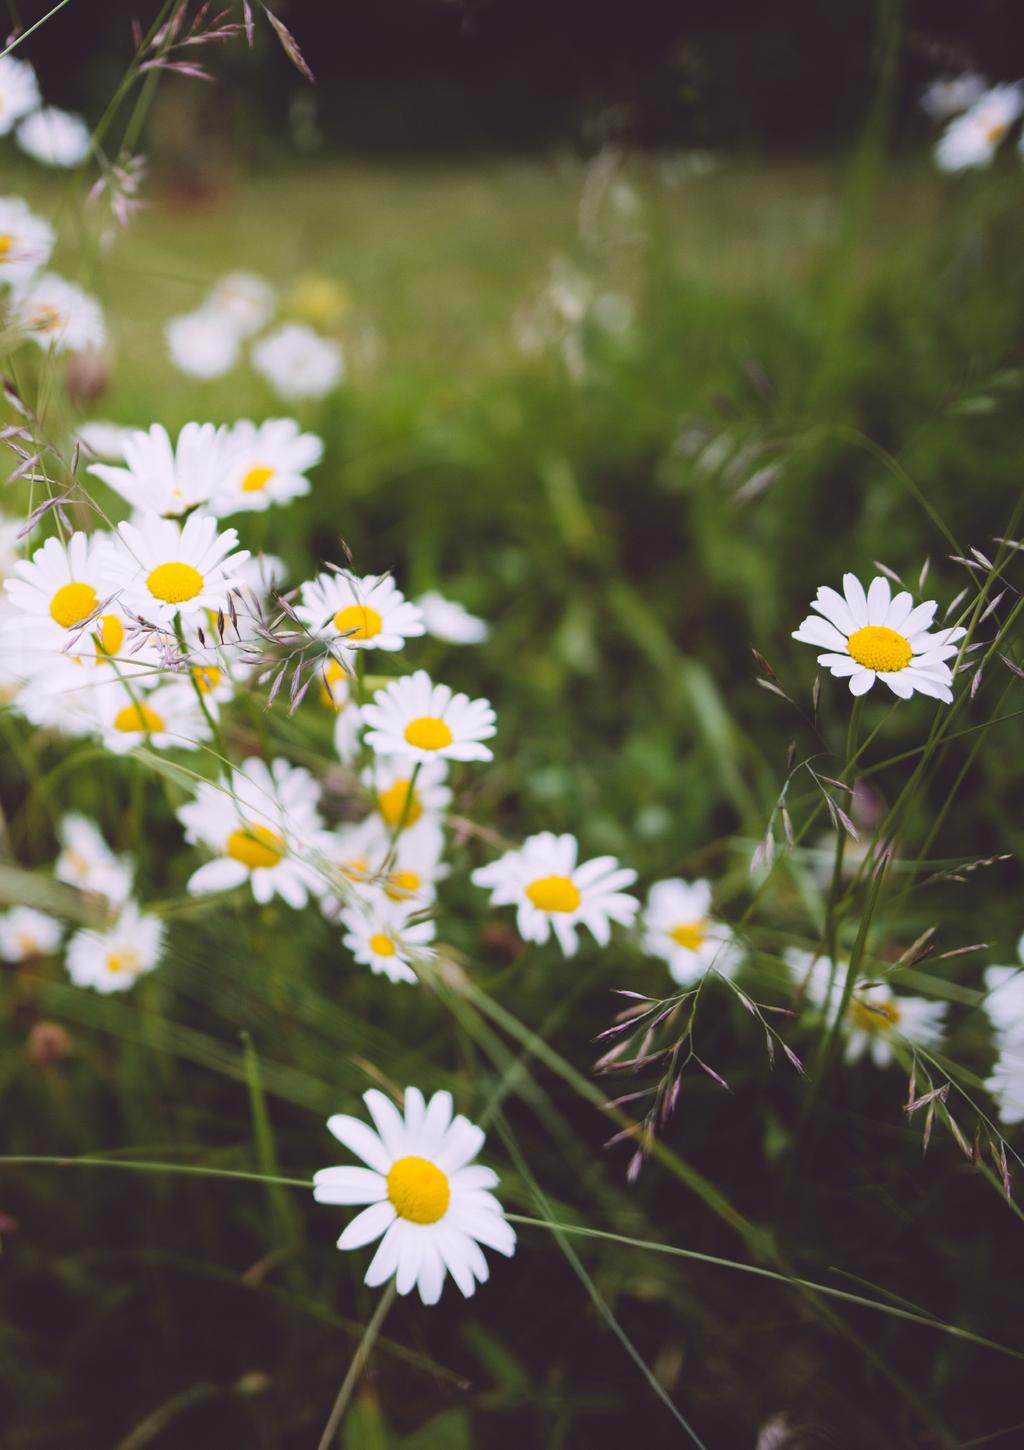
[{"xmin": 2, "ymin": 146, "xmax": 1024, "ymax": 1449}]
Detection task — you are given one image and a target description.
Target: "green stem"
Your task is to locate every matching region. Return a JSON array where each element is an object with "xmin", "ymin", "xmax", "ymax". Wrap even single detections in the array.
[{"xmin": 315, "ymin": 1285, "xmax": 396, "ymax": 1450}]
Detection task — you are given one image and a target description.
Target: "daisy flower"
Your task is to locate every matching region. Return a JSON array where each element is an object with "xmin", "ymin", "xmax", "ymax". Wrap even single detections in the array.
[
  {"xmin": 103, "ymin": 512, "xmax": 249, "ymax": 626},
  {"xmin": 93, "ymin": 679, "xmax": 211, "ymax": 754},
  {"xmin": 0, "ymin": 56, "xmax": 41, "ymax": 135},
  {"xmin": 211, "ymin": 417, "xmax": 323, "ymax": 515},
  {"xmin": 472, "ymin": 832, "xmax": 638, "ymax": 957},
  {"xmin": 362, "ymin": 757, "xmax": 452, "ymax": 832},
  {"xmin": 177, "ymin": 756, "xmax": 326, "ymax": 908},
  {"xmin": 843, "ymin": 985, "xmax": 946, "ymax": 1069},
  {"xmin": 641, "ymin": 878, "xmax": 741, "ymax": 986},
  {"xmin": 319, "ymin": 660, "xmax": 363, "ymax": 757},
  {"xmin": 252, "ymin": 323, "xmax": 344, "ymax": 400},
  {"xmin": 165, "ymin": 308, "xmax": 240, "ymax": 380},
  {"xmin": 55, "ymin": 813, "xmax": 132, "ymax": 906},
  {"xmin": 4, "ymin": 531, "xmax": 114, "ymax": 648},
  {"xmin": 313, "ymin": 1087, "xmax": 516, "ymax": 1304},
  {"xmin": 792, "ymin": 573, "xmax": 965, "ymax": 702},
  {"xmin": 920, "ymin": 72, "xmax": 986, "ymax": 121},
  {"xmin": 363, "ymin": 670, "xmax": 496, "ymax": 764},
  {"xmin": 10, "ymin": 272, "xmax": 106, "ymax": 352},
  {"xmin": 65, "ymin": 901, "xmax": 164, "ymax": 994},
  {"xmin": 0, "ymin": 906, "xmax": 62, "ymax": 961},
  {"xmin": 416, "ymin": 591, "xmax": 489, "ymax": 645},
  {"xmin": 205, "ymin": 271, "xmax": 275, "ymax": 336},
  {"xmin": 986, "ymin": 1047, "xmax": 1024, "ymax": 1125},
  {"xmin": 936, "ymin": 83, "xmax": 1024, "ymax": 171},
  {"xmin": 326, "ymin": 815, "xmax": 447, "ymax": 910},
  {"xmin": 295, "ymin": 571, "xmax": 424, "ymax": 654},
  {"xmin": 0, "ymin": 197, "xmax": 55, "ymax": 287},
  {"xmin": 984, "ymin": 965, "xmax": 1024, "ymax": 1038},
  {"xmin": 340, "ymin": 897, "xmax": 437, "ymax": 984},
  {"xmin": 16, "ymin": 107, "xmax": 91, "ymax": 167},
  {"xmin": 88, "ymin": 422, "xmax": 236, "ymax": 517}
]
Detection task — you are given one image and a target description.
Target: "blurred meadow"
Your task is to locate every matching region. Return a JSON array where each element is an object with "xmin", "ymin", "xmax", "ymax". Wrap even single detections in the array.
[{"xmin": 2, "ymin": 4, "xmax": 1024, "ymax": 1449}]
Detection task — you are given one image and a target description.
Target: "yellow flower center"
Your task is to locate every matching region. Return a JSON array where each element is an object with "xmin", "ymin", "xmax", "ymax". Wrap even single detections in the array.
[
  {"xmin": 846, "ymin": 625, "xmax": 912, "ymax": 674},
  {"xmin": 525, "ymin": 874, "xmax": 582, "ymax": 913},
  {"xmin": 404, "ymin": 716, "xmax": 453, "ymax": 751},
  {"xmin": 31, "ymin": 304, "xmax": 63, "ymax": 335},
  {"xmin": 226, "ymin": 824, "xmax": 285, "ymax": 871},
  {"xmin": 320, "ymin": 658, "xmax": 349, "ymax": 709},
  {"xmin": 670, "ymin": 919, "xmax": 707, "ymax": 951},
  {"xmin": 106, "ymin": 949, "xmax": 140, "ymax": 975},
  {"xmin": 50, "ymin": 581, "xmax": 98, "ymax": 629},
  {"xmin": 849, "ymin": 997, "xmax": 901, "ymax": 1034},
  {"xmin": 369, "ymin": 932, "xmax": 396, "ymax": 957},
  {"xmin": 97, "ymin": 613, "xmax": 124, "ymax": 656},
  {"xmin": 333, "ymin": 603, "xmax": 382, "ymax": 640},
  {"xmin": 0, "ymin": 233, "xmax": 14, "ymax": 259},
  {"xmin": 147, "ymin": 562, "xmax": 204, "ymax": 605},
  {"xmin": 15, "ymin": 931, "xmax": 40, "ymax": 955},
  {"xmin": 113, "ymin": 702, "xmax": 165, "ymax": 734},
  {"xmin": 241, "ymin": 465, "xmax": 275, "ymax": 493},
  {"xmin": 192, "ymin": 664, "xmax": 223, "ymax": 694},
  {"xmin": 377, "ymin": 780, "xmax": 422, "ymax": 829},
  {"xmin": 385, "ymin": 870, "xmax": 421, "ymax": 900},
  {"xmin": 985, "ymin": 120, "xmax": 1009, "ymax": 145},
  {"xmin": 386, "ymin": 1155, "xmax": 450, "ymax": 1224}
]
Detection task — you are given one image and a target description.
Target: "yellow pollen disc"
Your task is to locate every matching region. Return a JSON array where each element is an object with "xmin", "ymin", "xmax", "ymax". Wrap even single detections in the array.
[
  {"xmin": 31, "ymin": 304, "xmax": 62, "ymax": 334},
  {"xmin": 985, "ymin": 121, "xmax": 1009, "ymax": 145},
  {"xmin": 15, "ymin": 932, "xmax": 40, "ymax": 955},
  {"xmin": 849, "ymin": 997, "xmax": 901, "ymax": 1033},
  {"xmin": 114, "ymin": 702, "xmax": 165, "ymax": 734},
  {"xmin": 846, "ymin": 625, "xmax": 912, "ymax": 674},
  {"xmin": 320, "ymin": 658, "xmax": 348, "ymax": 709},
  {"xmin": 192, "ymin": 664, "xmax": 223, "ymax": 694},
  {"xmin": 227, "ymin": 824, "xmax": 285, "ymax": 871},
  {"xmin": 0, "ymin": 234, "xmax": 14, "ymax": 258},
  {"xmin": 342, "ymin": 855, "xmax": 370, "ymax": 883},
  {"xmin": 525, "ymin": 874, "xmax": 582, "ymax": 913},
  {"xmin": 670, "ymin": 919, "xmax": 707, "ymax": 951},
  {"xmin": 387, "ymin": 1155, "xmax": 450, "ymax": 1224},
  {"xmin": 404, "ymin": 716, "xmax": 453, "ymax": 751},
  {"xmin": 377, "ymin": 780, "xmax": 422, "ymax": 829},
  {"xmin": 385, "ymin": 870, "xmax": 421, "ymax": 900},
  {"xmin": 147, "ymin": 561, "xmax": 204, "ymax": 605},
  {"xmin": 333, "ymin": 603, "xmax": 382, "ymax": 640},
  {"xmin": 106, "ymin": 949, "xmax": 140, "ymax": 975},
  {"xmin": 98, "ymin": 613, "xmax": 124, "ymax": 656},
  {"xmin": 369, "ymin": 932, "xmax": 396, "ymax": 957},
  {"xmin": 241, "ymin": 465, "xmax": 275, "ymax": 493},
  {"xmin": 50, "ymin": 581, "xmax": 98, "ymax": 629}
]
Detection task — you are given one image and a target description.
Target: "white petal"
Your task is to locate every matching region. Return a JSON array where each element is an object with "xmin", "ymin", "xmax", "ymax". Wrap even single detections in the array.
[
  {"xmin": 866, "ymin": 576, "xmax": 891, "ymax": 624},
  {"xmin": 326, "ymin": 1114, "xmax": 392, "ymax": 1174},
  {"xmin": 337, "ymin": 1199, "xmax": 396, "ymax": 1250},
  {"xmin": 416, "ymin": 1234, "xmax": 446, "ymax": 1305},
  {"xmin": 395, "ymin": 1226, "xmax": 424, "ymax": 1295},
  {"xmin": 313, "ymin": 1166, "xmax": 388, "ymax": 1205},
  {"xmin": 848, "ymin": 669, "xmax": 875, "ymax": 697},
  {"xmin": 364, "ymin": 1220, "xmax": 405, "ymax": 1287},
  {"xmin": 842, "ymin": 574, "xmax": 869, "ymax": 627},
  {"xmin": 363, "ymin": 1089, "xmax": 407, "ymax": 1158}
]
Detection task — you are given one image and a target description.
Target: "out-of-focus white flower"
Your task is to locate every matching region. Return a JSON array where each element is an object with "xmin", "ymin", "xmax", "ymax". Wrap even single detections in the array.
[
  {"xmin": 92, "ymin": 678, "xmax": 211, "ymax": 755},
  {"xmin": 66, "ymin": 901, "xmax": 163, "ymax": 994},
  {"xmin": 340, "ymin": 896, "xmax": 436, "ymax": 984},
  {"xmin": 936, "ymin": 83, "xmax": 1024, "ymax": 171},
  {"xmin": 89, "ymin": 422, "xmax": 236, "ymax": 517},
  {"xmin": 326, "ymin": 815, "xmax": 447, "ymax": 912},
  {"xmin": 10, "ymin": 272, "xmax": 106, "ymax": 352},
  {"xmin": 313, "ymin": 1087, "xmax": 516, "ymax": 1303},
  {"xmin": 792, "ymin": 573, "xmax": 965, "ymax": 703},
  {"xmin": 77, "ymin": 420, "xmax": 133, "ymax": 462},
  {"xmin": 0, "ymin": 196, "xmax": 55, "ymax": 287},
  {"xmin": 0, "ymin": 56, "xmax": 41, "ymax": 136},
  {"xmin": 416, "ymin": 591, "xmax": 489, "ymax": 645},
  {"xmin": 844, "ymin": 985, "xmax": 946, "ymax": 1068},
  {"xmin": 206, "ymin": 271, "xmax": 275, "ymax": 337},
  {"xmin": 986, "ymin": 1046, "xmax": 1024, "ymax": 1125},
  {"xmin": 251, "ymin": 323, "xmax": 343, "ymax": 400},
  {"xmin": 165, "ymin": 308, "xmax": 240, "ymax": 379},
  {"xmin": 641, "ymin": 878, "xmax": 741, "ymax": 985},
  {"xmin": 56, "ymin": 813, "xmax": 133, "ymax": 906},
  {"xmin": 295, "ymin": 571, "xmax": 423, "ymax": 656},
  {"xmin": 983, "ymin": 965, "xmax": 1024, "ymax": 1038},
  {"xmin": 211, "ymin": 417, "xmax": 323, "ymax": 515},
  {"xmin": 363, "ymin": 670, "xmax": 495, "ymax": 764},
  {"xmin": 472, "ymin": 832, "xmax": 638, "ymax": 957},
  {"xmin": 16, "ymin": 106, "xmax": 91, "ymax": 168},
  {"xmin": 0, "ymin": 906, "xmax": 62, "ymax": 961},
  {"xmin": 102, "ymin": 511, "xmax": 249, "ymax": 626},
  {"xmin": 920, "ymin": 72, "xmax": 987, "ymax": 121},
  {"xmin": 362, "ymin": 757, "xmax": 451, "ymax": 833}
]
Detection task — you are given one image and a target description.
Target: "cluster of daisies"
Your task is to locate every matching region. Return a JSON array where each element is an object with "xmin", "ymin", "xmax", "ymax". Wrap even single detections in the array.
[
  {"xmin": 0, "ymin": 191, "xmax": 106, "ymax": 355},
  {"xmin": 921, "ymin": 72, "xmax": 1024, "ymax": 173},
  {"xmin": 165, "ymin": 268, "xmax": 345, "ymax": 401},
  {"xmin": 0, "ymin": 53, "xmax": 91, "ymax": 170}
]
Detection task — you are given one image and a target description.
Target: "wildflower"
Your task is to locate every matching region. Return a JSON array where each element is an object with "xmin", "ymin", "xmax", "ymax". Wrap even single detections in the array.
[
  {"xmin": 792, "ymin": 573, "xmax": 965, "ymax": 702},
  {"xmin": 0, "ymin": 56, "xmax": 41, "ymax": 135},
  {"xmin": 920, "ymin": 72, "xmax": 986, "ymax": 121},
  {"xmin": 165, "ymin": 308, "xmax": 241, "ymax": 379},
  {"xmin": 472, "ymin": 832, "xmax": 638, "ymax": 957},
  {"xmin": 844, "ymin": 985, "xmax": 945, "ymax": 1068},
  {"xmin": 362, "ymin": 756, "xmax": 451, "ymax": 832},
  {"xmin": 986, "ymin": 1047, "xmax": 1024, "ymax": 1125},
  {"xmin": 66, "ymin": 901, "xmax": 164, "ymax": 994},
  {"xmin": 177, "ymin": 756, "xmax": 325, "ymax": 907},
  {"xmin": 55, "ymin": 813, "xmax": 132, "ymax": 906},
  {"xmin": 10, "ymin": 272, "xmax": 106, "ymax": 352},
  {"xmin": 16, "ymin": 106, "xmax": 91, "ymax": 167},
  {"xmin": 4, "ymin": 531, "xmax": 113, "ymax": 648},
  {"xmin": 327, "ymin": 815, "xmax": 447, "ymax": 910},
  {"xmin": 340, "ymin": 897, "xmax": 436, "ymax": 984},
  {"xmin": 936, "ymin": 82, "xmax": 1024, "ymax": 171},
  {"xmin": 363, "ymin": 671, "xmax": 495, "ymax": 764},
  {"xmin": 313, "ymin": 1087, "xmax": 516, "ymax": 1303},
  {"xmin": 205, "ymin": 271, "xmax": 275, "ymax": 336},
  {"xmin": 322, "ymin": 665, "xmax": 363, "ymax": 760},
  {"xmin": 94, "ymin": 679, "xmax": 211, "ymax": 754},
  {"xmin": 641, "ymin": 878, "xmax": 741, "ymax": 985},
  {"xmin": 416, "ymin": 590, "xmax": 489, "ymax": 645},
  {"xmin": 0, "ymin": 906, "xmax": 62, "ymax": 961},
  {"xmin": 0, "ymin": 196, "xmax": 55, "ymax": 286},
  {"xmin": 251, "ymin": 322, "xmax": 343, "ymax": 400},
  {"xmin": 295, "ymin": 570, "xmax": 424, "ymax": 655},
  {"xmin": 103, "ymin": 511, "xmax": 249, "ymax": 625},
  {"xmin": 211, "ymin": 417, "xmax": 323, "ymax": 515}
]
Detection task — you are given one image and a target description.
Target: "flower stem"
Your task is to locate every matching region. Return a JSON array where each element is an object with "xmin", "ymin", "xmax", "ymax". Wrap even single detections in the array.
[{"xmin": 315, "ymin": 1285, "xmax": 396, "ymax": 1450}]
